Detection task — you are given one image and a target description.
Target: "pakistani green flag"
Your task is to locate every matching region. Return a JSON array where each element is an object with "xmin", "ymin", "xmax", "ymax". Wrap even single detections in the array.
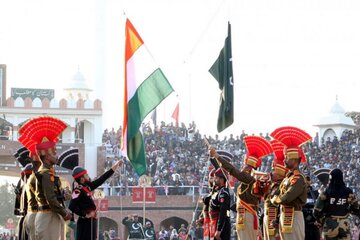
[{"xmin": 209, "ymin": 22, "xmax": 234, "ymax": 132}]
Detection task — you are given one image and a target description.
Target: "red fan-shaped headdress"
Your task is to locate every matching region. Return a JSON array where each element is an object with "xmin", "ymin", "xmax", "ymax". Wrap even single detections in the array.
[
  {"xmin": 270, "ymin": 126, "xmax": 311, "ymax": 162},
  {"xmin": 270, "ymin": 140, "xmax": 288, "ymax": 177},
  {"xmin": 18, "ymin": 116, "xmax": 67, "ymax": 156},
  {"xmin": 243, "ymin": 136, "xmax": 273, "ymax": 168}
]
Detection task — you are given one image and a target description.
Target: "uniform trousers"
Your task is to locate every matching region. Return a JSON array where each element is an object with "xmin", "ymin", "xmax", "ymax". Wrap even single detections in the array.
[
  {"xmin": 24, "ymin": 212, "xmax": 37, "ymax": 240},
  {"xmin": 18, "ymin": 215, "xmax": 28, "ymax": 240},
  {"xmin": 279, "ymin": 211, "xmax": 304, "ymax": 240},
  {"xmin": 76, "ymin": 217, "xmax": 97, "ymax": 240},
  {"xmin": 34, "ymin": 211, "xmax": 65, "ymax": 240},
  {"xmin": 236, "ymin": 211, "xmax": 258, "ymax": 240},
  {"xmin": 322, "ymin": 217, "xmax": 350, "ymax": 240},
  {"xmin": 263, "ymin": 213, "xmax": 278, "ymax": 240}
]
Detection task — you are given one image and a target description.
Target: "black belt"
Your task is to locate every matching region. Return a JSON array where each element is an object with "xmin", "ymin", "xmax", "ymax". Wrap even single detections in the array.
[
  {"xmin": 209, "ymin": 211, "xmax": 220, "ymax": 219},
  {"xmin": 30, "ymin": 206, "xmax": 39, "ymax": 211},
  {"xmin": 38, "ymin": 205, "xmax": 50, "ymax": 211}
]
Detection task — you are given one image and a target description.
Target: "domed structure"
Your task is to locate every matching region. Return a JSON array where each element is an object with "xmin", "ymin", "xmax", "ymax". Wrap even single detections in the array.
[
  {"xmin": 314, "ymin": 98, "xmax": 356, "ymax": 143},
  {"xmin": 64, "ymin": 69, "xmax": 93, "ymax": 100}
]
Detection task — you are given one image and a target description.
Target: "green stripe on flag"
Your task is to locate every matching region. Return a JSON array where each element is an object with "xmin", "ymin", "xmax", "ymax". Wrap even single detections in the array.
[
  {"xmin": 127, "ymin": 68, "xmax": 174, "ymax": 176},
  {"xmin": 127, "ymin": 131, "xmax": 146, "ymax": 176}
]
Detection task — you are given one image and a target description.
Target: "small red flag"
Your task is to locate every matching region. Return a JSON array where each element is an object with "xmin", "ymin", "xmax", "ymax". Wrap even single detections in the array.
[{"xmin": 171, "ymin": 103, "xmax": 179, "ymax": 127}]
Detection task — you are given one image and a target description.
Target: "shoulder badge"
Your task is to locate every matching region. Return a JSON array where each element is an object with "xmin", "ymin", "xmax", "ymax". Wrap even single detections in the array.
[
  {"xmin": 72, "ymin": 189, "xmax": 81, "ymax": 199},
  {"xmin": 290, "ymin": 176, "xmax": 300, "ymax": 185}
]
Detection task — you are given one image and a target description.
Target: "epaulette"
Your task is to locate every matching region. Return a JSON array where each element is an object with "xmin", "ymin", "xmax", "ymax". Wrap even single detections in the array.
[
  {"xmin": 218, "ymin": 187, "xmax": 230, "ymax": 196},
  {"xmin": 293, "ymin": 170, "xmax": 302, "ymax": 176},
  {"xmin": 72, "ymin": 188, "xmax": 81, "ymax": 199},
  {"xmin": 290, "ymin": 171, "xmax": 305, "ymax": 185}
]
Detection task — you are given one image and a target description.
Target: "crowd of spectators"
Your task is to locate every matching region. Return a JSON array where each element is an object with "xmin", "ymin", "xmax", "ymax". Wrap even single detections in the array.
[
  {"xmin": 0, "ymin": 232, "xmax": 16, "ymax": 240},
  {"xmin": 101, "ymin": 121, "xmax": 360, "ymax": 200},
  {"xmin": 101, "ymin": 121, "xmax": 253, "ymax": 196}
]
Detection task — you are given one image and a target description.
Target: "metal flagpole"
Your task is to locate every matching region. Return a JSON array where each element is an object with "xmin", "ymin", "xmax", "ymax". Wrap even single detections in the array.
[
  {"xmin": 143, "ymin": 184, "xmax": 146, "ymax": 227},
  {"xmin": 120, "ymin": 162, "xmax": 124, "ymax": 238},
  {"xmin": 97, "ymin": 212, "xmax": 101, "ymax": 240}
]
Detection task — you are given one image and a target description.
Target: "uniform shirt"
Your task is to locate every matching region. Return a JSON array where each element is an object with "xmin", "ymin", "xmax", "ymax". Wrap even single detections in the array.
[
  {"xmin": 216, "ymin": 156, "xmax": 259, "ymax": 205},
  {"xmin": 278, "ymin": 169, "xmax": 307, "ymax": 210},
  {"xmin": 69, "ymin": 168, "xmax": 114, "ymax": 217},
  {"xmin": 209, "ymin": 186, "xmax": 230, "ymax": 232},
  {"xmin": 35, "ymin": 163, "xmax": 67, "ymax": 217},
  {"xmin": 264, "ymin": 181, "xmax": 281, "ymax": 210},
  {"xmin": 200, "ymin": 188, "xmax": 216, "ymax": 222},
  {"xmin": 313, "ymin": 185, "xmax": 360, "ymax": 220},
  {"xmin": 302, "ymin": 186, "xmax": 318, "ymax": 225},
  {"xmin": 14, "ymin": 178, "xmax": 28, "ymax": 216},
  {"xmin": 25, "ymin": 173, "xmax": 38, "ymax": 211}
]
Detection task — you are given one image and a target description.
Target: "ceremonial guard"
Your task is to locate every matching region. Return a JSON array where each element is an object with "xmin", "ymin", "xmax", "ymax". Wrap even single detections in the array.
[
  {"xmin": 197, "ymin": 150, "xmax": 231, "ymax": 240},
  {"xmin": 313, "ymin": 168, "xmax": 360, "ymax": 240},
  {"xmin": 14, "ymin": 147, "xmax": 41, "ymax": 240},
  {"xmin": 270, "ymin": 126, "xmax": 311, "ymax": 240},
  {"xmin": 69, "ymin": 160, "xmax": 122, "ymax": 240},
  {"xmin": 18, "ymin": 116, "xmax": 72, "ymax": 240},
  {"xmin": 197, "ymin": 168, "xmax": 216, "ymax": 240},
  {"xmin": 13, "ymin": 148, "xmax": 33, "ymax": 240},
  {"xmin": 263, "ymin": 140, "xmax": 288, "ymax": 240},
  {"xmin": 303, "ymin": 176, "xmax": 320, "ymax": 240},
  {"xmin": 208, "ymin": 168, "xmax": 231, "ymax": 240},
  {"xmin": 209, "ymin": 136, "xmax": 273, "ymax": 239}
]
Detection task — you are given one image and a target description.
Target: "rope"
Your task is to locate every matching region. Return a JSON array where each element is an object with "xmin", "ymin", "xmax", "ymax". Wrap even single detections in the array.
[{"xmin": 183, "ymin": 0, "xmax": 227, "ymax": 64}]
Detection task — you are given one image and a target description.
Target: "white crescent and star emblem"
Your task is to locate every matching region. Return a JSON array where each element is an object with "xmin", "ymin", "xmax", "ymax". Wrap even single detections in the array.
[
  {"xmin": 132, "ymin": 223, "xmax": 140, "ymax": 230},
  {"xmin": 145, "ymin": 230, "xmax": 152, "ymax": 238}
]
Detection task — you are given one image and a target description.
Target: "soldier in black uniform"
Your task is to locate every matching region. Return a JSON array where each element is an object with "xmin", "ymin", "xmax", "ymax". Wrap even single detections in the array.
[
  {"xmin": 69, "ymin": 160, "xmax": 123, "ymax": 240},
  {"xmin": 14, "ymin": 163, "xmax": 33, "ymax": 240},
  {"xmin": 197, "ymin": 168, "xmax": 216, "ymax": 240},
  {"xmin": 302, "ymin": 176, "xmax": 320, "ymax": 240},
  {"xmin": 313, "ymin": 168, "xmax": 360, "ymax": 240},
  {"xmin": 209, "ymin": 168, "xmax": 231, "ymax": 240}
]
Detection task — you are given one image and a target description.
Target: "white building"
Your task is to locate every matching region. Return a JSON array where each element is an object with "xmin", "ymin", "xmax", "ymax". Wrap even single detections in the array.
[
  {"xmin": 64, "ymin": 69, "xmax": 93, "ymax": 101},
  {"xmin": 0, "ymin": 70, "xmax": 102, "ymax": 177},
  {"xmin": 314, "ymin": 99, "xmax": 356, "ymax": 142}
]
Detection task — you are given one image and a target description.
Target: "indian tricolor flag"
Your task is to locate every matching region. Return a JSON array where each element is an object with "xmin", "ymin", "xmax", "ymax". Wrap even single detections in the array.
[{"xmin": 122, "ymin": 19, "xmax": 174, "ymax": 176}]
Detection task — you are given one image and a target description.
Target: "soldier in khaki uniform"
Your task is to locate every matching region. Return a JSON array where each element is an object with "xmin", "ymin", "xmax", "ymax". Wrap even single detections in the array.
[
  {"xmin": 23, "ymin": 152, "xmax": 41, "ymax": 240},
  {"xmin": 313, "ymin": 168, "xmax": 360, "ymax": 240},
  {"xmin": 17, "ymin": 116, "xmax": 72, "ymax": 240},
  {"xmin": 263, "ymin": 140, "xmax": 288, "ymax": 240},
  {"xmin": 209, "ymin": 136, "xmax": 273, "ymax": 240},
  {"xmin": 270, "ymin": 126, "xmax": 312, "ymax": 240}
]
